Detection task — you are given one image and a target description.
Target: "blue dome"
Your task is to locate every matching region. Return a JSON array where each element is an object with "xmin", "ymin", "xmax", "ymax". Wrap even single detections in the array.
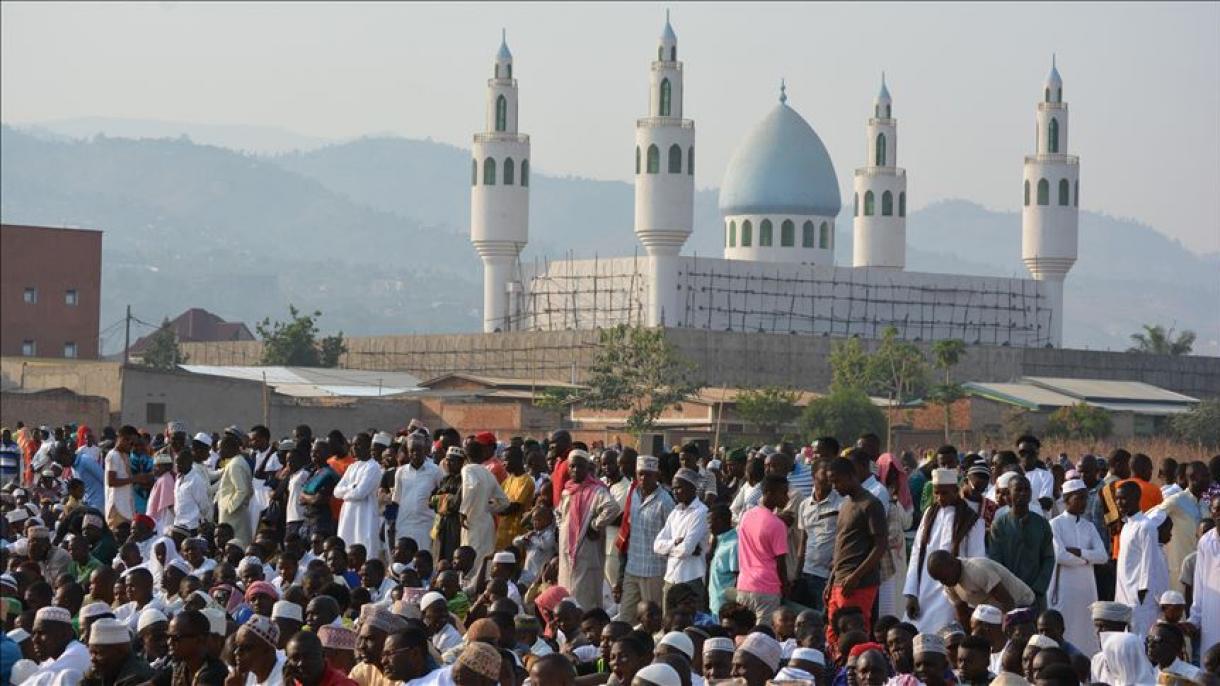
[{"xmin": 719, "ymin": 101, "xmax": 841, "ymax": 217}]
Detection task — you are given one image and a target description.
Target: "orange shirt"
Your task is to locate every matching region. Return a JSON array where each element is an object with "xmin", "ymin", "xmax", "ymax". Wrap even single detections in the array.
[
  {"xmin": 327, "ymin": 455, "xmax": 355, "ymax": 521},
  {"xmin": 1110, "ymin": 477, "xmax": 1163, "ymax": 559}
]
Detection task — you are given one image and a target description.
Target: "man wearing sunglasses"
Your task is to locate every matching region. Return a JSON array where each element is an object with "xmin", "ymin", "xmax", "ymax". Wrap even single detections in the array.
[{"xmin": 150, "ymin": 610, "xmax": 228, "ymax": 686}]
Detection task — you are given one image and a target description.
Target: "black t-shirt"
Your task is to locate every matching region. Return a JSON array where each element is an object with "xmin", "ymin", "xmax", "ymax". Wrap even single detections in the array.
[{"xmin": 830, "ymin": 489, "xmax": 887, "ymax": 587}]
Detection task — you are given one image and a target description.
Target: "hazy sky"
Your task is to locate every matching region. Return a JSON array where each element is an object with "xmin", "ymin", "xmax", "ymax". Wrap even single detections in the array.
[{"xmin": 3, "ymin": 2, "xmax": 1218, "ymax": 254}]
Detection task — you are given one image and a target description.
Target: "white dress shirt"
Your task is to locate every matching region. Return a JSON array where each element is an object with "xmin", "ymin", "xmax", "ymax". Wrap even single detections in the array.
[
  {"xmin": 653, "ymin": 497, "xmax": 710, "ymax": 584},
  {"xmin": 173, "ymin": 468, "xmax": 211, "ymax": 530}
]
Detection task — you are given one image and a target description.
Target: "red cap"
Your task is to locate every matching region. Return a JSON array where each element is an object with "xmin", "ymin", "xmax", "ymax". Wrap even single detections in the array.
[
  {"xmin": 475, "ymin": 432, "xmax": 496, "ymax": 447},
  {"xmin": 132, "ymin": 514, "xmax": 156, "ymax": 529},
  {"xmin": 848, "ymin": 642, "xmax": 886, "ymax": 659}
]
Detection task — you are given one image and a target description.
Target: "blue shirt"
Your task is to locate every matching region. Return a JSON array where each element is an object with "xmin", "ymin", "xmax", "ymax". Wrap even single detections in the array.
[
  {"xmin": 708, "ymin": 528, "xmax": 740, "ymax": 614},
  {"xmin": 130, "ymin": 451, "xmax": 155, "ymax": 514},
  {"xmin": 74, "ymin": 452, "xmax": 106, "ymax": 511},
  {"xmin": 0, "ymin": 634, "xmax": 19, "ymax": 685},
  {"xmin": 0, "ymin": 440, "xmax": 19, "ymax": 485}
]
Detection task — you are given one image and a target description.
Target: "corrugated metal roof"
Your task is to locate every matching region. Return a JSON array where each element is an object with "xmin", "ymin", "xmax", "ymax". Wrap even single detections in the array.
[
  {"xmin": 963, "ymin": 382, "xmax": 1080, "ymax": 410},
  {"xmin": 1022, "ymin": 377, "xmax": 1198, "ymax": 404},
  {"xmin": 178, "ymin": 365, "xmax": 421, "ymax": 398}
]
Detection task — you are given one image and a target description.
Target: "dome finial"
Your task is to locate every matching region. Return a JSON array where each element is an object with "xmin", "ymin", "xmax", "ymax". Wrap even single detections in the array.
[
  {"xmin": 497, "ymin": 28, "xmax": 512, "ymax": 61},
  {"xmin": 1052, "ymin": 52, "xmax": 1056, "ymax": 69},
  {"xmin": 779, "ymin": 79, "xmax": 787, "ymax": 104}
]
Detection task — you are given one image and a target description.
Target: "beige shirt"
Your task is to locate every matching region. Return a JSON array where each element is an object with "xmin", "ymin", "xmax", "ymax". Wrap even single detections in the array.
[{"xmin": 945, "ymin": 557, "xmax": 1035, "ymax": 609}]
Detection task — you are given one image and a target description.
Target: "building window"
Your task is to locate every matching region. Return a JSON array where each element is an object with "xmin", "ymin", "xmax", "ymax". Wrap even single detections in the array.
[
  {"xmin": 146, "ymin": 402, "xmax": 166, "ymax": 425},
  {"xmin": 65, "ymin": 289, "xmax": 78, "ymax": 306},
  {"xmin": 819, "ymin": 222, "xmax": 830, "ymax": 249},
  {"xmin": 853, "ymin": 193, "xmax": 859, "ymax": 217},
  {"xmin": 1037, "ymin": 178, "xmax": 1049, "ymax": 205},
  {"xmin": 1074, "ymin": 179, "xmax": 1078, "ymax": 206},
  {"xmin": 759, "ymin": 219, "xmax": 773, "ymax": 246},
  {"xmin": 875, "ymin": 133, "xmax": 886, "ymax": 166},
  {"xmin": 646, "ymin": 145, "xmax": 659, "ymax": 173},
  {"xmin": 495, "ymin": 95, "xmax": 508, "ymax": 132},
  {"xmin": 471, "ymin": 159, "xmax": 477, "ymax": 186},
  {"xmin": 728, "ymin": 221, "xmax": 736, "ymax": 247},
  {"xmin": 687, "ymin": 146, "xmax": 694, "ymax": 176},
  {"xmin": 668, "ymin": 144, "xmax": 682, "ymax": 173},
  {"xmin": 23, "ymin": 288, "xmax": 37, "ymax": 304},
  {"xmin": 882, "ymin": 191, "xmax": 894, "ymax": 216},
  {"xmin": 1024, "ymin": 180, "xmax": 1030, "ymax": 206},
  {"xmin": 635, "ymin": 147, "xmax": 641, "ymax": 174},
  {"xmin": 885, "ymin": 104, "xmax": 891, "ymax": 118},
  {"xmin": 802, "ymin": 221, "xmax": 815, "ymax": 247},
  {"xmin": 864, "ymin": 190, "xmax": 875, "ymax": 216},
  {"xmin": 21, "ymin": 340, "xmax": 36, "ymax": 356},
  {"xmin": 899, "ymin": 192, "xmax": 906, "ymax": 217},
  {"xmin": 1058, "ymin": 178, "xmax": 1069, "ymax": 206},
  {"xmin": 1045, "ymin": 87, "xmax": 1050, "ymax": 103},
  {"xmin": 670, "ymin": 46, "xmax": 676, "ymax": 61},
  {"xmin": 504, "ymin": 157, "xmax": 515, "ymax": 185},
  {"xmin": 507, "ymin": 63, "xmax": 512, "ymax": 79},
  {"xmin": 483, "ymin": 157, "xmax": 496, "ymax": 185},
  {"xmin": 781, "ymin": 220, "xmax": 795, "ymax": 247},
  {"xmin": 63, "ymin": 342, "xmax": 77, "ymax": 358},
  {"xmin": 741, "ymin": 220, "xmax": 753, "ymax": 247},
  {"xmin": 1048, "ymin": 118, "xmax": 1059, "ymax": 153},
  {"xmin": 659, "ymin": 78, "xmax": 672, "ymax": 116},
  {"xmin": 521, "ymin": 160, "xmax": 529, "ymax": 187}
]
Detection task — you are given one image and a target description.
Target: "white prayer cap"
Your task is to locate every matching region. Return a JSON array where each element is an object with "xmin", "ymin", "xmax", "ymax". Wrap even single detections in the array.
[
  {"xmin": 239, "ymin": 556, "xmax": 264, "ymax": 572},
  {"xmin": 154, "ymin": 454, "xmax": 173, "ymax": 466},
  {"xmin": 27, "ymin": 525, "xmax": 50, "ymax": 539},
  {"xmin": 35, "ymin": 606, "xmax": 73, "ymax": 625},
  {"xmin": 932, "ymin": 469, "xmax": 959, "ymax": 486},
  {"xmin": 738, "ymin": 631, "xmax": 782, "ymax": 672},
  {"xmin": 445, "ymin": 446, "xmax": 465, "ymax": 460},
  {"xmin": 633, "ymin": 663, "xmax": 681, "ymax": 686},
  {"xmin": 673, "ymin": 468, "xmax": 701, "ymax": 488},
  {"xmin": 704, "ymin": 637, "xmax": 735, "ymax": 654},
  {"xmin": 12, "ymin": 488, "xmax": 27, "ymax": 498},
  {"xmin": 201, "ymin": 608, "xmax": 227, "ymax": 636},
  {"xmin": 7, "ymin": 628, "xmax": 30, "ymax": 642},
  {"xmin": 192, "ymin": 432, "xmax": 213, "ymax": 446},
  {"xmin": 971, "ymin": 604, "xmax": 1003, "ymax": 625},
  {"xmin": 420, "ymin": 591, "xmax": 447, "ymax": 611},
  {"xmin": 913, "ymin": 633, "xmax": 948, "ymax": 655},
  {"xmin": 0, "ymin": 573, "xmax": 17, "ymax": 590},
  {"xmin": 572, "ymin": 644, "xmax": 599, "ymax": 663},
  {"xmin": 637, "ymin": 455, "xmax": 660, "ymax": 472},
  {"xmin": 137, "ymin": 608, "xmax": 169, "ymax": 633},
  {"xmin": 658, "ymin": 631, "xmax": 694, "ymax": 659},
  {"xmin": 791, "ymin": 647, "xmax": 825, "ymax": 666},
  {"xmin": 373, "ymin": 432, "xmax": 394, "ymax": 448},
  {"xmin": 776, "ymin": 666, "xmax": 816, "ymax": 681},
  {"xmin": 4, "ymin": 509, "xmax": 28, "ymax": 524},
  {"xmin": 1061, "ymin": 479, "xmax": 1087, "ymax": 496},
  {"xmin": 81, "ymin": 602, "xmax": 114, "ymax": 620},
  {"xmin": 89, "ymin": 618, "xmax": 133, "ymax": 646},
  {"xmin": 1090, "ymin": 601, "xmax": 1131, "ymax": 623},
  {"xmin": 1026, "ymin": 635, "xmax": 1058, "ymax": 649},
  {"xmin": 707, "ymin": 459, "xmax": 722, "ymax": 470},
  {"xmin": 492, "ymin": 551, "xmax": 517, "ymax": 564},
  {"xmin": 272, "ymin": 600, "xmax": 304, "ymax": 622},
  {"xmin": 1159, "ymin": 590, "xmax": 1186, "ymax": 606}
]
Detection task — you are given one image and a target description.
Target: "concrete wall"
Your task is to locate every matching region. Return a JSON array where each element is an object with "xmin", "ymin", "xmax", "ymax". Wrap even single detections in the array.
[
  {"xmin": 0, "ymin": 358, "xmax": 124, "ymax": 406},
  {"xmin": 0, "ymin": 389, "xmax": 110, "ymax": 429},
  {"xmin": 181, "ymin": 329, "xmax": 1220, "ymax": 399}
]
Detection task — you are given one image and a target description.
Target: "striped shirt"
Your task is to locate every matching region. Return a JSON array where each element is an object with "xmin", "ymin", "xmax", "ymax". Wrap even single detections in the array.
[{"xmin": 625, "ymin": 486, "xmax": 675, "ymax": 578}]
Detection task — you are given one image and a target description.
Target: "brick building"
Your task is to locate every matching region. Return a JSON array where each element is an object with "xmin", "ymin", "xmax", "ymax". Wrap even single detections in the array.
[{"xmin": 0, "ymin": 224, "xmax": 102, "ymax": 359}]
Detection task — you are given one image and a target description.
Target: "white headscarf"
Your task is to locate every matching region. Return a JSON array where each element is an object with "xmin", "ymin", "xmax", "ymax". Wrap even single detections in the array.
[
  {"xmin": 1099, "ymin": 632, "xmax": 1157, "ymax": 686},
  {"xmin": 143, "ymin": 535, "xmax": 182, "ymax": 585}
]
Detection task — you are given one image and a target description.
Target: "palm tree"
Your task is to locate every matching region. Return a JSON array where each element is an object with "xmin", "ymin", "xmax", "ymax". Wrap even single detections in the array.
[
  {"xmin": 1128, "ymin": 325, "xmax": 1195, "ymax": 356},
  {"xmin": 929, "ymin": 339, "xmax": 967, "ymax": 441}
]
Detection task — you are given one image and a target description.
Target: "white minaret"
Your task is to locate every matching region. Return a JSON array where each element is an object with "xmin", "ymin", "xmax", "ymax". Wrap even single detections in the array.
[
  {"xmin": 471, "ymin": 30, "xmax": 530, "ymax": 333},
  {"xmin": 634, "ymin": 11, "xmax": 694, "ymax": 327},
  {"xmin": 1021, "ymin": 56, "xmax": 1078, "ymax": 347},
  {"xmin": 852, "ymin": 73, "xmax": 907, "ymax": 269}
]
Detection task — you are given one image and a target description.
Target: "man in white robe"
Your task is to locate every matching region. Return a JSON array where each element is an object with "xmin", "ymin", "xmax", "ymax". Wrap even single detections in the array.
[
  {"xmin": 1114, "ymin": 481, "xmax": 1169, "ymax": 636},
  {"xmin": 1048, "ymin": 479, "xmax": 1109, "ymax": 655},
  {"xmin": 1185, "ymin": 496, "xmax": 1219, "ymax": 659},
  {"xmin": 393, "ymin": 432, "xmax": 443, "ymax": 550},
  {"xmin": 558, "ymin": 451, "xmax": 623, "ymax": 610},
  {"xmin": 460, "ymin": 447, "xmax": 509, "ymax": 569},
  {"xmin": 215, "ymin": 435, "xmax": 254, "ymax": 548},
  {"xmin": 903, "ymin": 468, "xmax": 985, "ymax": 634},
  {"xmin": 334, "ymin": 433, "xmax": 386, "ymax": 561},
  {"xmin": 1152, "ymin": 461, "xmax": 1208, "ymax": 595}
]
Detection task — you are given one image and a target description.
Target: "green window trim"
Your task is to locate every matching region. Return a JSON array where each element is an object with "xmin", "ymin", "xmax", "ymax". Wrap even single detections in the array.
[
  {"xmin": 875, "ymin": 132, "xmax": 887, "ymax": 166},
  {"xmin": 668, "ymin": 144, "xmax": 682, "ymax": 173},
  {"xmin": 741, "ymin": 220, "xmax": 753, "ymax": 247},
  {"xmin": 521, "ymin": 160, "xmax": 529, "ymax": 187},
  {"xmin": 1024, "ymin": 180, "xmax": 1030, "ymax": 206},
  {"xmin": 646, "ymin": 145, "xmax": 659, "ymax": 174},
  {"xmin": 728, "ymin": 221, "xmax": 736, "ymax": 247},
  {"xmin": 899, "ymin": 192, "xmax": 906, "ymax": 217},
  {"xmin": 660, "ymin": 78, "xmax": 672, "ymax": 117},
  {"xmin": 687, "ymin": 146, "xmax": 694, "ymax": 176},
  {"xmin": 882, "ymin": 191, "xmax": 893, "ymax": 216},
  {"xmin": 864, "ymin": 190, "xmax": 875, "ymax": 216},
  {"xmin": 802, "ymin": 221, "xmax": 815, "ymax": 248},
  {"xmin": 1037, "ymin": 178, "xmax": 1049, "ymax": 205},
  {"xmin": 471, "ymin": 159, "xmax": 477, "ymax": 186},
  {"xmin": 759, "ymin": 219, "xmax": 773, "ymax": 247},
  {"xmin": 1058, "ymin": 178, "xmax": 1069, "ymax": 206},
  {"xmin": 495, "ymin": 95, "xmax": 508, "ymax": 132},
  {"xmin": 819, "ymin": 222, "xmax": 830, "ymax": 249},
  {"xmin": 780, "ymin": 220, "xmax": 795, "ymax": 247},
  {"xmin": 504, "ymin": 157, "xmax": 515, "ymax": 186},
  {"xmin": 483, "ymin": 157, "xmax": 496, "ymax": 185},
  {"xmin": 1048, "ymin": 118, "xmax": 1059, "ymax": 154},
  {"xmin": 635, "ymin": 146, "xmax": 641, "ymax": 174}
]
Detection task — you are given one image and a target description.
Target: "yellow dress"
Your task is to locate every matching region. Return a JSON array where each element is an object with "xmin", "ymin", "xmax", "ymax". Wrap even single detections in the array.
[{"xmin": 495, "ymin": 473, "xmax": 536, "ymax": 551}]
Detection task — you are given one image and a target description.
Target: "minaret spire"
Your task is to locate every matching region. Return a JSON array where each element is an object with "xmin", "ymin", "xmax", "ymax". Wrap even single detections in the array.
[{"xmin": 779, "ymin": 79, "xmax": 787, "ymax": 104}]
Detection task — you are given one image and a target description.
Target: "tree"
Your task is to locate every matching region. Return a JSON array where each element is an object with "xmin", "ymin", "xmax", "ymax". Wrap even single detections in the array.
[
  {"xmin": 542, "ymin": 325, "xmax": 701, "ymax": 442},
  {"xmin": 800, "ymin": 387, "xmax": 887, "ymax": 444},
  {"xmin": 829, "ymin": 338, "xmax": 872, "ymax": 392},
  {"xmin": 256, "ymin": 305, "xmax": 347, "ymax": 367},
  {"xmin": 1128, "ymin": 324, "xmax": 1195, "ymax": 356},
  {"xmin": 735, "ymin": 386, "xmax": 802, "ymax": 441},
  {"xmin": 867, "ymin": 327, "xmax": 929, "ymax": 404},
  {"xmin": 928, "ymin": 339, "xmax": 967, "ymax": 441},
  {"xmin": 1045, "ymin": 403, "xmax": 1112, "ymax": 440},
  {"xmin": 1170, "ymin": 399, "xmax": 1220, "ymax": 447},
  {"xmin": 140, "ymin": 318, "xmax": 188, "ymax": 370}
]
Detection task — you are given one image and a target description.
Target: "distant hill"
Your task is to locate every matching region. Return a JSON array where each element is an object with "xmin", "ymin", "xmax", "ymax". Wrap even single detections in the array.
[{"xmin": 2, "ymin": 123, "xmax": 1215, "ymax": 356}]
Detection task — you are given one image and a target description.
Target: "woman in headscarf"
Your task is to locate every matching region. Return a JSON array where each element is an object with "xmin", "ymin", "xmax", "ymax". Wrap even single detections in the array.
[
  {"xmin": 143, "ymin": 536, "xmax": 182, "ymax": 589},
  {"xmin": 876, "ymin": 453, "xmax": 913, "ymax": 619},
  {"xmin": 1095, "ymin": 631, "xmax": 1157, "ymax": 685},
  {"xmin": 533, "ymin": 585, "xmax": 570, "ymax": 639},
  {"xmin": 556, "ymin": 450, "xmax": 622, "ymax": 610},
  {"xmin": 431, "ymin": 446, "xmax": 465, "ymax": 563}
]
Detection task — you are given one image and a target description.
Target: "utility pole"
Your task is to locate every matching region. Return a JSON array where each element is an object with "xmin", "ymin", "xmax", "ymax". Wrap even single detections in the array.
[{"xmin": 123, "ymin": 305, "xmax": 131, "ymax": 366}]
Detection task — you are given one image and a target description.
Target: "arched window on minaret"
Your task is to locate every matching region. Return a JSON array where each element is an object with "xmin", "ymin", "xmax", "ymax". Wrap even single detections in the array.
[
  {"xmin": 864, "ymin": 191, "xmax": 875, "ymax": 216},
  {"xmin": 819, "ymin": 222, "xmax": 830, "ymax": 249},
  {"xmin": 741, "ymin": 220, "xmax": 753, "ymax": 247},
  {"xmin": 670, "ymin": 46, "xmax": 676, "ymax": 61},
  {"xmin": 760, "ymin": 219, "xmax": 773, "ymax": 246},
  {"xmin": 875, "ymin": 133, "xmax": 887, "ymax": 166},
  {"xmin": 1058, "ymin": 178, "xmax": 1070, "ymax": 206},
  {"xmin": 668, "ymin": 144, "xmax": 682, "ymax": 173},
  {"xmin": 781, "ymin": 220, "xmax": 794, "ymax": 247},
  {"xmin": 899, "ymin": 192, "xmax": 906, "ymax": 217},
  {"xmin": 854, "ymin": 193, "xmax": 859, "ymax": 217},
  {"xmin": 728, "ymin": 221, "xmax": 736, "ymax": 247},
  {"xmin": 1024, "ymin": 180, "xmax": 1030, "ymax": 206},
  {"xmin": 495, "ymin": 64, "xmax": 500, "ymax": 79},
  {"xmin": 1045, "ymin": 87, "xmax": 1050, "ymax": 103},
  {"xmin": 521, "ymin": 160, "xmax": 529, "ymax": 187},
  {"xmin": 885, "ymin": 104, "xmax": 891, "ymax": 118},
  {"xmin": 507, "ymin": 63, "xmax": 512, "ymax": 79},
  {"xmin": 471, "ymin": 160, "xmax": 477, "ymax": 186},
  {"xmin": 1048, "ymin": 118, "xmax": 1059, "ymax": 153},
  {"xmin": 635, "ymin": 146, "xmax": 641, "ymax": 174},
  {"xmin": 483, "ymin": 158, "xmax": 496, "ymax": 185},
  {"xmin": 1037, "ymin": 178, "xmax": 1049, "ymax": 205},
  {"xmin": 802, "ymin": 221, "xmax": 815, "ymax": 247},
  {"xmin": 504, "ymin": 158, "xmax": 515, "ymax": 186},
  {"xmin": 495, "ymin": 95, "xmax": 508, "ymax": 132},
  {"xmin": 660, "ymin": 79, "xmax": 672, "ymax": 117},
  {"xmin": 687, "ymin": 147, "xmax": 694, "ymax": 176},
  {"xmin": 882, "ymin": 191, "xmax": 894, "ymax": 216},
  {"xmin": 1074, "ymin": 179, "xmax": 1078, "ymax": 206},
  {"xmin": 646, "ymin": 145, "xmax": 660, "ymax": 174},
  {"xmin": 658, "ymin": 46, "xmax": 663, "ymax": 61}
]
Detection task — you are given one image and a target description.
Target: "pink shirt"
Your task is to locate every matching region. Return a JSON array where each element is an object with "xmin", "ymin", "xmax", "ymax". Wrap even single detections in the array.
[{"xmin": 737, "ymin": 506, "xmax": 788, "ymax": 594}]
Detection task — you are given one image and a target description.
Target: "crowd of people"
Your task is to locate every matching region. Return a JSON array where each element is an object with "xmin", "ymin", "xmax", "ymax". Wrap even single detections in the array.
[{"xmin": 0, "ymin": 420, "xmax": 1217, "ymax": 686}]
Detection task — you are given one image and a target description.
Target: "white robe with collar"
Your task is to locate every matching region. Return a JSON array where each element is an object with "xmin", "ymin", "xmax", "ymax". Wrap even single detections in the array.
[
  {"xmin": 1188, "ymin": 528, "xmax": 1219, "ymax": 659},
  {"xmin": 1049, "ymin": 511, "xmax": 1109, "ymax": 655},
  {"xmin": 902, "ymin": 504, "xmax": 985, "ymax": 634},
  {"xmin": 1115, "ymin": 511, "xmax": 1168, "ymax": 636},
  {"xmin": 334, "ymin": 458, "xmax": 385, "ymax": 560}
]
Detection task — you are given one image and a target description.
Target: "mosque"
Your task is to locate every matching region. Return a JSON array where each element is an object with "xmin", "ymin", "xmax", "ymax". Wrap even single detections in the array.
[{"xmin": 469, "ymin": 17, "xmax": 1079, "ymax": 348}]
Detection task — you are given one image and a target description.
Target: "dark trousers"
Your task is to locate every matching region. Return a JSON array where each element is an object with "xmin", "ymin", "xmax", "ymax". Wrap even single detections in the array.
[{"xmin": 1094, "ymin": 560, "xmax": 1116, "ymax": 602}]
